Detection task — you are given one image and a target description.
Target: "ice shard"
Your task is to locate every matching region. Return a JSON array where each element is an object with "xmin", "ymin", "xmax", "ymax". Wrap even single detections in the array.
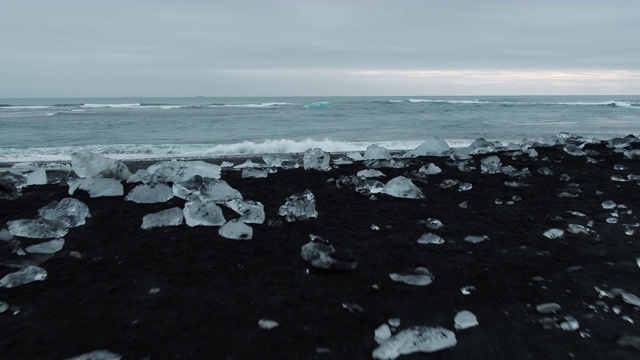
[
  {"xmin": 224, "ymin": 199, "xmax": 265, "ymax": 224},
  {"xmin": 363, "ymin": 144, "xmax": 392, "ymax": 160},
  {"xmin": 389, "ymin": 267, "xmax": 434, "ymax": 286},
  {"xmin": 7, "ymin": 219, "xmax": 69, "ymax": 239},
  {"xmin": 125, "ymin": 184, "xmax": 174, "ymax": 204},
  {"xmin": 278, "ymin": 190, "xmax": 318, "ymax": 222},
  {"xmin": 68, "ymin": 178, "xmax": 124, "ymax": 198},
  {"xmin": 141, "ymin": 207, "xmax": 184, "ymax": 229},
  {"xmin": 25, "ymin": 238, "xmax": 65, "ymax": 255},
  {"xmin": 38, "ymin": 198, "xmax": 91, "ymax": 228},
  {"xmin": 183, "ymin": 201, "xmax": 226, "ymax": 227},
  {"xmin": 26, "ymin": 168, "xmax": 47, "ymax": 186},
  {"xmin": 303, "ymin": 148, "xmax": 331, "ymax": 171},
  {"xmin": 71, "ymin": 150, "xmax": 131, "ymax": 181},
  {"xmin": 372, "ymin": 326, "xmax": 457, "ymax": 359},
  {"xmin": 218, "ymin": 219, "xmax": 253, "ymax": 240},
  {"xmin": 0, "ymin": 265, "xmax": 48, "ymax": 288},
  {"xmin": 402, "ymin": 137, "xmax": 450, "ymax": 157},
  {"xmin": 300, "ymin": 234, "xmax": 357, "ymax": 271},
  {"xmin": 382, "ymin": 176, "xmax": 424, "ymax": 199}
]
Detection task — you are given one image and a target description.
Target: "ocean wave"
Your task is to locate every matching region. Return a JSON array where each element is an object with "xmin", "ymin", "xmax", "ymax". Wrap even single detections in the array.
[
  {"xmin": 408, "ymin": 99, "xmax": 490, "ymax": 104},
  {"xmin": 209, "ymin": 102, "xmax": 297, "ymax": 108},
  {"xmin": 303, "ymin": 102, "xmax": 330, "ymax": 109},
  {"xmin": 82, "ymin": 103, "xmax": 142, "ymax": 109}
]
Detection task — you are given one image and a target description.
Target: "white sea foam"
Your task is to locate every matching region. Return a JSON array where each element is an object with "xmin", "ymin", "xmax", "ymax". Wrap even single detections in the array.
[
  {"xmin": 83, "ymin": 103, "xmax": 142, "ymax": 109},
  {"xmin": 408, "ymin": 99, "xmax": 489, "ymax": 104},
  {"xmin": 209, "ymin": 102, "xmax": 296, "ymax": 108}
]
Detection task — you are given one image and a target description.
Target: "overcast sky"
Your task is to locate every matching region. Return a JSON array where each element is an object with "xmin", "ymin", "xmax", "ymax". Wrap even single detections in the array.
[{"xmin": 2, "ymin": 0, "xmax": 639, "ymax": 97}]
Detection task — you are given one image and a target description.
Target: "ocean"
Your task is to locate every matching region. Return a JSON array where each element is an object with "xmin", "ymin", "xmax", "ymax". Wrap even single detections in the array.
[{"xmin": 1, "ymin": 95, "xmax": 639, "ymax": 163}]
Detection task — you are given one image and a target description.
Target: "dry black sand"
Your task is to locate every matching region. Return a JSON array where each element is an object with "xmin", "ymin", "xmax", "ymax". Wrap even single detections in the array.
[{"xmin": 1, "ymin": 143, "xmax": 640, "ymax": 359}]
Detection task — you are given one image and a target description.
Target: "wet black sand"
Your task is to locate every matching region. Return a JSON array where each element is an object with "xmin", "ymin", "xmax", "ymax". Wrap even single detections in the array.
[{"xmin": 1, "ymin": 143, "xmax": 640, "ymax": 359}]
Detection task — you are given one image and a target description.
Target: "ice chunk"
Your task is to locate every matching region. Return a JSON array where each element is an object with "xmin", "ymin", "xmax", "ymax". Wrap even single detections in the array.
[
  {"xmin": 303, "ymin": 148, "xmax": 331, "ymax": 171},
  {"xmin": 602, "ymin": 200, "xmax": 617, "ymax": 209},
  {"xmin": 183, "ymin": 202, "xmax": 225, "ymax": 227},
  {"xmin": 372, "ymin": 326, "xmax": 456, "ymax": 359},
  {"xmin": 300, "ymin": 234, "xmax": 357, "ymax": 271},
  {"xmin": 125, "ymin": 184, "xmax": 174, "ymax": 203},
  {"xmin": 382, "ymin": 176, "xmax": 424, "ymax": 199},
  {"xmin": 419, "ymin": 163, "xmax": 441, "ymax": 175},
  {"xmin": 454, "ymin": 310, "xmax": 479, "ymax": 330},
  {"xmin": 357, "ymin": 169, "xmax": 386, "ymax": 178},
  {"xmin": 536, "ymin": 302, "xmax": 561, "ymax": 314},
  {"xmin": 263, "ymin": 153, "xmax": 300, "ymax": 168},
  {"xmin": 141, "ymin": 207, "xmax": 184, "ymax": 229},
  {"xmin": 420, "ymin": 218, "xmax": 444, "ymax": 229},
  {"xmin": 38, "ymin": 198, "xmax": 91, "ymax": 228},
  {"xmin": 559, "ymin": 316, "xmax": 579, "ymax": 331},
  {"xmin": 417, "ymin": 233, "xmax": 445, "ymax": 245},
  {"xmin": 347, "ymin": 152, "xmax": 364, "ymax": 161},
  {"xmin": 68, "ymin": 178, "xmax": 124, "ymax": 198},
  {"xmin": 543, "ymin": 229, "xmax": 565, "ymax": 239},
  {"xmin": 464, "ymin": 235, "xmax": 489, "ymax": 244},
  {"xmin": 389, "ymin": 267, "xmax": 434, "ymax": 286},
  {"xmin": 7, "ymin": 219, "xmax": 68, "ymax": 239},
  {"xmin": 538, "ymin": 167, "xmax": 554, "ymax": 176},
  {"xmin": 71, "ymin": 150, "xmax": 131, "ymax": 181},
  {"xmin": 0, "ymin": 171, "xmax": 26, "ymax": 200},
  {"xmin": 147, "ymin": 160, "xmax": 221, "ymax": 182},
  {"xmin": 258, "ymin": 319, "xmax": 279, "ymax": 330},
  {"xmin": 356, "ymin": 179, "xmax": 385, "ymax": 195},
  {"xmin": 173, "ymin": 176, "xmax": 242, "ymax": 203},
  {"xmin": 25, "ymin": 238, "xmax": 65, "ymax": 254},
  {"xmin": 242, "ymin": 168, "xmax": 269, "ymax": 178},
  {"xmin": 375, "ymin": 324, "xmax": 393, "ymax": 344},
  {"xmin": 218, "ymin": 219, "xmax": 253, "ymax": 240},
  {"xmin": 224, "ymin": 199, "xmax": 265, "ymax": 224},
  {"xmin": 0, "ymin": 301, "xmax": 8, "ymax": 314},
  {"xmin": 66, "ymin": 350, "xmax": 122, "ymax": 360},
  {"xmin": 458, "ymin": 182, "xmax": 472, "ymax": 191},
  {"xmin": 621, "ymin": 291, "xmax": 640, "ymax": 307},
  {"xmin": 278, "ymin": 189, "xmax": 318, "ymax": 222},
  {"xmin": 363, "ymin": 144, "xmax": 391, "ymax": 160},
  {"xmin": 234, "ymin": 159, "xmax": 261, "ymax": 169},
  {"xmin": 480, "ymin": 155, "xmax": 502, "ymax": 174},
  {"xmin": 403, "ymin": 137, "xmax": 450, "ymax": 157},
  {"xmin": 26, "ymin": 168, "xmax": 47, "ymax": 186},
  {"xmin": 567, "ymin": 224, "xmax": 591, "ymax": 234},
  {"xmin": 0, "ymin": 265, "xmax": 47, "ymax": 288},
  {"xmin": 126, "ymin": 169, "xmax": 152, "ymax": 184},
  {"xmin": 468, "ymin": 138, "xmax": 501, "ymax": 155},
  {"xmin": 564, "ymin": 142, "xmax": 586, "ymax": 156}
]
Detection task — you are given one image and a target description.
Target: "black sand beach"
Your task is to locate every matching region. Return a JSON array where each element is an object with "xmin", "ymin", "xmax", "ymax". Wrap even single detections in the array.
[{"xmin": 1, "ymin": 143, "xmax": 640, "ymax": 359}]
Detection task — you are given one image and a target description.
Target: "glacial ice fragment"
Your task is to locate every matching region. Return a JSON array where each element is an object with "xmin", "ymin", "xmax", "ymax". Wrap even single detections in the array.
[
  {"xmin": 480, "ymin": 155, "xmax": 502, "ymax": 174},
  {"xmin": 71, "ymin": 150, "xmax": 131, "ymax": 181},
  {"xmin": 382, "ymin": 176, "xmax": 424, "ymax": 199},
  {"xmin": 0, "ymin": 171, "xmax": 26, "ymax": 200},
  {"xmin": 258, "ymin": 319, "xmax": 279, "ymax": 330},
  {"xmin": 356, "ymin": 179, "xmax": 385, "ymax": 195},
  {"xmin": 543, "ymin": 229, "xmax": 565, "ymax": 239},
  {"xmin": 0, "ymin": 301, "xmax": 8, "ymax": 314},
  {"xmin": 26, "ymin": 168, "xmax": 47, "ymax": 186},
  {"xmin": 0, "ymin": 265, "xmax": 47, "ymax": 288},
  {"xmin": 38, "ymin": 198, "xmax": 91, "ymax": 228},
  {"xmin": 303, "ymin": 148, "xmax": 331, "ymax": 171},
  {"xmin": 278, "ymin": 190, "xmax": 318, "ymax": 222},
  {"xmin": 621, "ymin": 291, "xmax": 640, "ymax": 307},
  {"xmin": 25, "ymin": 238, "xmax": 65, "ymax": 254},
  {"xmin": 464, "ymin": 235, "xmax": 489, "ymax": 244},
  {"xmin": 218, "ymin": 219, "xmax": 253, "ymax": 240},
  {"xmin": 66, "ymin": 350, "xmax": 122, "ymax": 360},
  {"xmin": 7, "ymin": 219, "xmax": 68, "ymax": 239},
  {"xmin": 567, "ymin": 224, "xmax": 591, "ymax": 235},
  {"xmin": 241, "ymin": 168, "xmax": 269, "ymax": 178},
  {"xmin": 602, "ymin": 200, "xmax": 617, "ymax": 209},
  {"xmin": 183, "ymin": 202, "xmax": 225, "ymax": 227},
  {"xmin": 372, "ymin": 326, "xmax": 456, "ymax": 359},
  {"xmin": 420, "ymin": 218, "xmax": 444, "ymax": 229},
  {"xmin": 559, "ymin": 316, "xmax": 579, "ymax": 331},
  {"xmin": 224, "ymin": 199, "xmax": 265, "ymax": 224},
  {"xmin": 141, "ymin": 207, "xmax": 184, "ymax": 229},
  {"xmin": 375, "ymin": 324, "xmax": 393, "ymax": 344},
  {"xmin": 417, "ymin": 233, "xmax": 445, "ymax": 245},
  {"xmin": 146, "ymin": 160, "xmax": 221, "ymax": 182},
  {"xmin": 300, "ymin": 234, "xmax": 357, "ymax": 271},
  {"xmin": 389, "ymin": 267, "xmax": 434, "ymax": 286},
  {"xmin": 125, "ymin": 184, "xmax": 174, "ymax": 203},
  {"xmin": 419, "ymin": 163, "xmax": 441, "ymax": 175},
  {"xmin": 357, "ymin": 169, "xmax": 386, "ymax": 178},
  {"xmin": 68, "ymin": 178, "xmax": 123, "ymax": 198},
  {"xmin": 468, "ymin": 138, "xmax": 501, "ymax": 154},
  {"xmin": 454, "ymin": 310, "xmax": 479, "ymax": 330},
  {"xmin": 458, "ymin": 182, "xmax": 472, "ymax": 191},
  {"xmin": 347, "ymin": 152, "xmax": 364, "ymax": 161},
  {"xmin": 173, "ymin": 176, "xmax": 242, "ymax": 203},
  {"xmin": 538, "ymin": 167, "xmax": 554, "ymax": 176},
  {"xmin": 536, "ymin": 302, "xmax": 561, "ymax": 314},
  {"xmin": 402, "ymin": 137, "xmax": 450, "ymax": 157},
  {"xmin": 363, "ymin": 144, "xmax": 391, "ymax": 160}
]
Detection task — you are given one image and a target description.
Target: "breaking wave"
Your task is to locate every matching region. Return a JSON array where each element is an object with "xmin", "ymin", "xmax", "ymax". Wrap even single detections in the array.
[{"xmin": 0, "ymin": 138, "xmax": 477, "ymax": 163}]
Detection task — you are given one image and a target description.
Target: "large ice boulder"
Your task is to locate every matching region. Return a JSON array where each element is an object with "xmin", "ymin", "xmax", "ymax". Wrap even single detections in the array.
[
  {"xmin": 403, "ymin": 137, "xmax": 451, "ymax": 157},
  {"xmin": 382, "ymin": 176, "xmax": 425, "ymax": 199},
  {"xmin": 146, "ymin": 160, "xmax": 221, "ymax": 183},
  {"xmin": 372, "ymin": 326, "xmax": 457, "ymax": 359},
  {"xmin": 71, "ymin": 150, "xmax": 131, "ymax": 181},
  {"xmin": 303, "ymin": 148, "xmax": 331, "ymax": 171},
  {"xmin": 364, "ymin": 144, "xmax": 392, "ymax": 160}
]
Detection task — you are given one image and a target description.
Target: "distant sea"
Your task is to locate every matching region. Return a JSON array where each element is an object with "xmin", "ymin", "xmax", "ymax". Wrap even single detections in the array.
[{"xmin": 1, "ymin": 96, "xmax": 639, "ymax": 162}]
